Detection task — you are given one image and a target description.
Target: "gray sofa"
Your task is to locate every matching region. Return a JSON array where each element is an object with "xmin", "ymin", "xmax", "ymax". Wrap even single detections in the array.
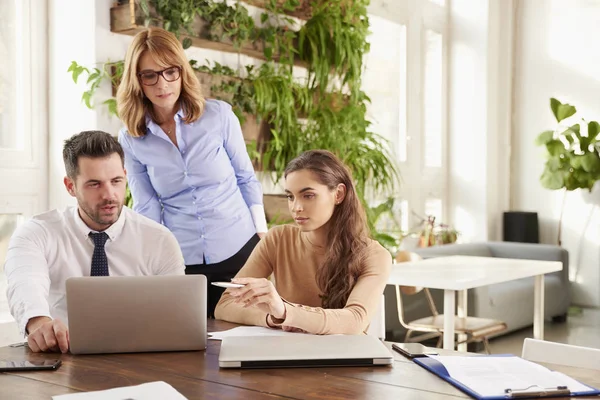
[{"xmin": 384, "ymin": 241, "xmax": 570, "ymax": 341}]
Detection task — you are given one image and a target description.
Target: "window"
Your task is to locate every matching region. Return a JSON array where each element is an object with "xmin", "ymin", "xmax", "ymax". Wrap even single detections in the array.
[
  {"xmin": 0, "ymin": 0, "xmax": 48, "ymax": 317},
  {"xmin": 425, "ymin": 198, "xmax": 443, "ymax": 222},
  {"xmin": 0, "ymin": 0, "xmax": 19, "ymax": 149},
  {"xmin": 366, "ymin": 1, "xmax": 449, "ymax": 237},
  {"xmin": 0, "ymin": 215, "xmax": 24, "ymax": 315},
  {"xmin": 424, "ymin": 29, "xmax": 443, "ymax": 168},
  {"xmin": 363, "ymin": 16, "xmax": 407, "ymax": 161}
]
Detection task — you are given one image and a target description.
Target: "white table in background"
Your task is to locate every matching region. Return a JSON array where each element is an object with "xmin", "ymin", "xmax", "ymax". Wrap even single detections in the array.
[{"xmin": 387, "ymin": 255, "xmax": 562, "ymax": 351}]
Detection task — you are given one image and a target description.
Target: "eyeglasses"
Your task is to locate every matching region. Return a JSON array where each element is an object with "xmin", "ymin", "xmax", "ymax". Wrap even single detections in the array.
[{"xmin": 137, "ymin": 66, "xmax": 182, "ymax": 86}]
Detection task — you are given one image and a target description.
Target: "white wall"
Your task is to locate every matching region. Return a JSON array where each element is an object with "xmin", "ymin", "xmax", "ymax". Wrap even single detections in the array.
[
  {"xmin": 512, "ymin": 0, "xmax": 600, "ymax": 307},
  {"xmin": 447, "ymin": 0, "xmax": 513, "ymax": 242},
  {"xmin": 448, "ymin": 0, "xmax": 490, "ymax": 241},
  {"xmin": 48, "ymin": 0, "xmax": 97, "ymax": 209}
]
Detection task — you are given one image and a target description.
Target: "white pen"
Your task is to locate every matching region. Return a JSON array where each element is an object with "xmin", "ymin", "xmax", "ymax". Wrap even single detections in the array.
[{"xmin": 211, "ymin": 282, "xmax": 245, "ymax": 288}]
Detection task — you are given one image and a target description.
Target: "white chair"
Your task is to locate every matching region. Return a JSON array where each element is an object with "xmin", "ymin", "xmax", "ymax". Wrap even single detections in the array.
[
  {"xmin": 522, "ymin": 338, "xmax": 600, "ymax": 371},
  {"xmin": 366, "ymin": 294, "xmax": 386, "ymax": 340}
]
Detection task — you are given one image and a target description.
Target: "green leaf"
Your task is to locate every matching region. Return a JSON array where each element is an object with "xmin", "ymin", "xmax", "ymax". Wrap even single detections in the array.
[
  {"xmin": 588, "ymin": 121, "xmax": 600, "ymax": 141},
  {"xmin": 564, "ymin": 174, "xmax": 581, "ymax": 191},
  {"xmin": 372, "ymin": 232, "xmax": 398, "ymax": 249},
  {"xmin": 581, "ymin": 152, "xmax": 600, "ymax": 173},
  {"xmin": 546, "ymin": 139, "xmax": 565, "ymax": 156},
  {"xmin": 547, "ymin": 156, "xmax": 562, "ymax": 171},
  {"xmin": 139, "ymin": 0, "xmax": 150, "ymax": 16},
  {"xmin": 550, "ymin": 98, "xmax": 576, "ymax": 123},
  {"xmin": 569, "ymin": 123, "xmax": 581, "ymax": 137},
  {"xmin": 81, "ymin": 91, "xmax": 92, "ymax": 109},
  {"xmin": 182, "ymin": 37, "xmax": 192, "ymax": 49},
  {"xmin": 264, "ymin": 46, "xmax": 273, "ymax": 60},
  {"xmin": 540, "ymin": 168, "xmax": 564, "ymax": 190},
  {"xmin": 535, "ymin": 130, "xmax": 554, "ymax": 146},
  {"xmin": 571, "ymin": 155, "xmax": 584, "ymax": 169},
  {"xmin": 103, "ymin": 98, "xmax": 118, "ymax": 117},
  {"xmin": 550, "ymin": 98, "xmax": 560, "ymax": 119},
  {"xmin": 260, "ymin": 13, "xmax": 268, "ymax": 24},
  {"xmin": 86, "ymin": 70, "xmax": 100, "ymax": 84},
  {"xmin": 71, "ymin": 66, "xmax": 86, "ymax": 84}
]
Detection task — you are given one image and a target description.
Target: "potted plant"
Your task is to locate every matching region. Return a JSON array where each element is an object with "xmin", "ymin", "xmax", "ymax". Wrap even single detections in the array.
[{"xmin": 535, "ymin": 98, "xmax": 600, "ymax": 245}]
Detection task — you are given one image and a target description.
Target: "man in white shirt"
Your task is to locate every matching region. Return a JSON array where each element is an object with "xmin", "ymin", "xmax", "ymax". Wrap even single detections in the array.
[{"xmin": 4, "ymin": 130, "xmax": 185, "ymax": 353}]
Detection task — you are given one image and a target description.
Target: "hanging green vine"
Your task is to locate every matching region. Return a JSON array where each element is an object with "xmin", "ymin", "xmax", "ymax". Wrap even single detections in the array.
[{"xmin": 70, "ymin": 0, "xmax": 402, "ymax": 249}]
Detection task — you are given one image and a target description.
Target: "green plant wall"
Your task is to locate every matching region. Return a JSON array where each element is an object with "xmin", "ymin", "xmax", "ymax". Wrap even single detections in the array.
[{"xmin": 70, "ymin": 0, "xmax": 402, "ymax": 250}]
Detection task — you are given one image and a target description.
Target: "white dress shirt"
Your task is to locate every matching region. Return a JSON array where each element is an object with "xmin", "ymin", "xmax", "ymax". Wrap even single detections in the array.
[{"xmin": 4, "ymin": 206, "xmax": 185, "ymax": 335}]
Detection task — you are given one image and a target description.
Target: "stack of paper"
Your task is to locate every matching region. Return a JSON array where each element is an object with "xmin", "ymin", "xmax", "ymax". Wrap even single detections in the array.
[{"xmin": 52, "ymin": 381, "xmax": 187, "ymax": 400}]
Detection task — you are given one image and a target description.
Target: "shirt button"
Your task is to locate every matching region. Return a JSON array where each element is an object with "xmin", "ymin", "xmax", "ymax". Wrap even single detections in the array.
[
  {"xmin": 192, "ymin": 201, "xmax": 196, "ymax": 205},
  {"xmin": 201, "ymin": 234, "xmax": 204, "ymax": 238},
  {"xmin": 184, "ymin": 171, "xmax": 188, "ymax": 176}
]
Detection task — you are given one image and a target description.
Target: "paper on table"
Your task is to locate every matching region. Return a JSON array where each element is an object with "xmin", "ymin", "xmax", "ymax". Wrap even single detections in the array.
[
  {"xmin": 52, "ymin": 381, "xmax": 187, "ymax": 400},
  {"xmin": 429, "ymin": 355, "xmax": 595, "ymax": 397},
  {"xmin": 208, "ymin": 326, "xmax": 311, "ymax": 340}
]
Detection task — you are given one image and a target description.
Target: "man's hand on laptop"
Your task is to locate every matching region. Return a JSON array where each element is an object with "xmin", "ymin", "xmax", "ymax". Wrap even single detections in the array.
[
  {"xmin": 26, "ymin": 317, "xmax": 70, "ymax": 353},
  {"xmin": 230, "ymin": 277, "xmax": 286, "ymax": 320}
]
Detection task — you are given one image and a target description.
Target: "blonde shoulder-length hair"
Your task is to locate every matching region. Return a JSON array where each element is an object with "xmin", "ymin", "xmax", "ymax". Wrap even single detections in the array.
[{"xmin": 117, "ymin": 27, "xmax": 205, "ymax": 137}]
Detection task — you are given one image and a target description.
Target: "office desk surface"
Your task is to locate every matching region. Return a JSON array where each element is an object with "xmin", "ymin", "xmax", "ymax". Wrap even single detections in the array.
[{"xmin": 0, "ymin": 320, "xmax": 598, "ymax": 400}]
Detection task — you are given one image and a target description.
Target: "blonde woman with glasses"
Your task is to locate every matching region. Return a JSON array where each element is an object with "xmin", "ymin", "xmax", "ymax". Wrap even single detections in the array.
[{"xmin": 117, "ymin": 27, "xmax": 267, "ymax": 318}]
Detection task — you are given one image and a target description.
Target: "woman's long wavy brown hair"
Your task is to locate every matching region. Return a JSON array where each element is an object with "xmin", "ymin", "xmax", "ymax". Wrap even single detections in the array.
[
  {"xmin": 284, "ymin": 150, "xmax": 370, "ymax": 309},
  {"xmin": 117, "ymin": 27, "xmax": 205, "ymax": 137}
]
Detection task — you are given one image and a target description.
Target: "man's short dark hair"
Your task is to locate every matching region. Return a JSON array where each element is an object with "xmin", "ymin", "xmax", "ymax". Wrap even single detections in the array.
[{"xmin": 63, "ymin": 130, "xmax": 125, "ymax": 179}]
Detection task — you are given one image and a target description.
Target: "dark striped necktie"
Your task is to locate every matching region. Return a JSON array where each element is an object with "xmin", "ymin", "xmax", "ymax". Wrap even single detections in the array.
[{"xmin": 89, "ymin": 232, "xmax": 110, "ymax": 276}]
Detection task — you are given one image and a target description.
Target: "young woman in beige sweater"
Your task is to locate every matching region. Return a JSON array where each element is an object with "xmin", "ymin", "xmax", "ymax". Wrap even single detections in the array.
[{"xmin": 214, "ymin": 150, "xmax": 392, "ymax": 334}]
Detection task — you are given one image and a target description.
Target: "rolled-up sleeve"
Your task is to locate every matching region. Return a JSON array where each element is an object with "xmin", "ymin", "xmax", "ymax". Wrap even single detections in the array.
[
  {"xmin": 268, "ymin": 247, "xmax": 392, "ymax": 335},
  {"xmin": 118, "ymin": 130, "xmax": 162, "ymax": 223},
  {"xmin": 214, "ymin": 229, "xmax": 275, "ymax": 326},
  {"xmin": 4, "ymin": 222, "xmax": 53, "ymax": 335}
]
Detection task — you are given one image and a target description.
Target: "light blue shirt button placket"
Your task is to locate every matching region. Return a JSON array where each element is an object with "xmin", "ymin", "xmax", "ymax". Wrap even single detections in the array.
[{"xmin": 118, "ymin": 100, "xmax": 263, "ymax": 265}]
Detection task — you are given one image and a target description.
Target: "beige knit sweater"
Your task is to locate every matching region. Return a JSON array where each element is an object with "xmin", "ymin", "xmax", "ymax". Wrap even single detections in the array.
[{"xmin": 214, "ymin": 224, "xmax": 391, "ymax": 334}]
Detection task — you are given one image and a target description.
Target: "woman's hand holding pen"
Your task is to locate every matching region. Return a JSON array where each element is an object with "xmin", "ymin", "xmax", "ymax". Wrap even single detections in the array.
[{"xmin": 230, "ymin": 277, "xmax": 286, "ymax": 320}]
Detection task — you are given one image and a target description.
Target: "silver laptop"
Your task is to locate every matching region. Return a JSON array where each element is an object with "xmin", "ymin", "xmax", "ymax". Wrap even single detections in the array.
[
  {"xmin": 219, "ymin": 334, "xmax": 393, "ymax": 368},
  {"xmin": 66, "ymin": 275, "xmax": 206, "ymax": 355}
]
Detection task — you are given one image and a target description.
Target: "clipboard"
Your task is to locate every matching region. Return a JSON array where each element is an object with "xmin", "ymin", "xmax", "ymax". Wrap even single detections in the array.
[{"xmin": 414, "ymin": 355, "xmax": 600, "ymax": 400}]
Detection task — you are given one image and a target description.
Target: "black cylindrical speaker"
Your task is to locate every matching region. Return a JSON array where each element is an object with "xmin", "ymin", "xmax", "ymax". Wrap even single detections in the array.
[{"xmin": 503, "ymin": 211, "xmax": 539, "ymax": 243}]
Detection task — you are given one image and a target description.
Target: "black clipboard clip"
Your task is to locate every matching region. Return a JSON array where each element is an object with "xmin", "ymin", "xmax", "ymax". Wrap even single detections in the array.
[{"xmin": 505, "ymin": 385, "xmax": 570, "ymax": 398}]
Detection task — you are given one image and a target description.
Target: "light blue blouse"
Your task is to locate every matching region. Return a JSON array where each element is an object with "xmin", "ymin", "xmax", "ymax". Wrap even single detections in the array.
[{"xmin": 118, "ymin": 100, "xmax": 264, "ymax": 265}]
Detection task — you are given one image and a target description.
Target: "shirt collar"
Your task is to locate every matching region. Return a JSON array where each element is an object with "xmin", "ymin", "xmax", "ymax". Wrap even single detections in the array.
[
  {"xmin": 145, "ymin": 107, "xmax": 185, "ymax": 136},
  {"xmin": 73, "ymin": 206, "xmax": 127, "ymax": 241}
]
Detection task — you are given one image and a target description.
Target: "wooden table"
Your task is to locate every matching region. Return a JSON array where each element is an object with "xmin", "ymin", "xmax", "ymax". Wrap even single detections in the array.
[
  {"xmin": 388, "ymin": 256, "xmax": 562, "ymax": 350},
  {"xmin": 1, "ymin": 320, "xmax": 598, "ymax": 399}
]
